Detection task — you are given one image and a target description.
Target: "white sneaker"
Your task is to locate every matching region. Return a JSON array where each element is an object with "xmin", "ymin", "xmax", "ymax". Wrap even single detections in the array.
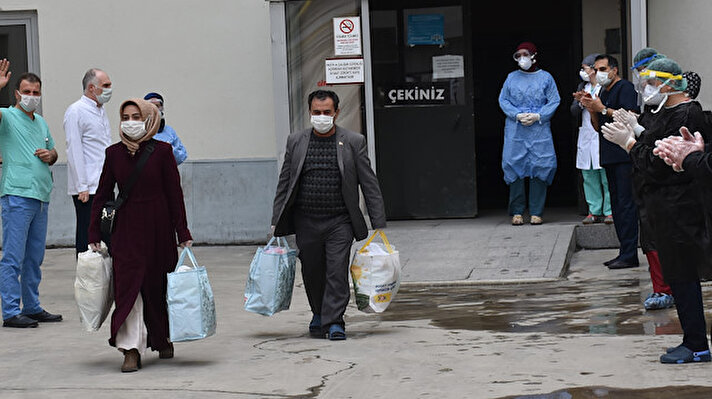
[
  {"xmin": 530, "ymin": 215, "xmax": 543, "ymax": 225},
  {"xmin": 511, "ymin": 214, "xmax": 524, "ymax": 225}
]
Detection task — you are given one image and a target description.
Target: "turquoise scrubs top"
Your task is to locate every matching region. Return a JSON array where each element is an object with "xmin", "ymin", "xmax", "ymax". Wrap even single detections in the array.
[{"xmin": 0, "ymin": 106, "xmax": 55, "ymax": 202}]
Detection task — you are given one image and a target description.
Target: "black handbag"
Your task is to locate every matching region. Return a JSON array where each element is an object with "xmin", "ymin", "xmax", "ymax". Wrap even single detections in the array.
[{"xmin": 100, "ymin": 141, "xmax": 156, "ymax": 235}]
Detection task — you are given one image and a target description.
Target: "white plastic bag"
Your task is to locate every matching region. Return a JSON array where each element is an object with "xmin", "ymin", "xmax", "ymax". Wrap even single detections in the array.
[
  {"xmin": 350, "ymin": 230, "xmax": 401, "ymax": 313},
  {"xmin": 74, "ymin": 243, "xmax": 113, "ymax": 331}
]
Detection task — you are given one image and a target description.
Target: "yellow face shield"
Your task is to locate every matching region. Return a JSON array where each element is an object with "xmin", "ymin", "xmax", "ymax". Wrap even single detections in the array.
[{"xmin": 639, "ymin": 69, "xmax": 683, "ymax": 81}]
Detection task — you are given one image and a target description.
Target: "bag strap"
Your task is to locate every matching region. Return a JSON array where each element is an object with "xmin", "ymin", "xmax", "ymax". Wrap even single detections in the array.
[
  {"xmin": 358, "ymin": 229, "xmax": 393, "ymax": 254},
  {"xmin": 114, "ymin": 141, "xmax": 156, "ymax": 211},
  {"xmin": 175, "ymin": 247, "xmax": 199, "ymax": 271},
  {"xmin": 265, "ymin": 236, "xmax": 291, "ymax": 250}
]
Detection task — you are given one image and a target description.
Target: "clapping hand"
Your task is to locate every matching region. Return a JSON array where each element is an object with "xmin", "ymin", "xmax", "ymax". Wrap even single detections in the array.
[
  {"xmin": 653, "ymin": 126, "xmax": 705, "ymax": 172},
  {"xmin": 601, "ymin": 121, "xmax": 635, "ymax": 152}
]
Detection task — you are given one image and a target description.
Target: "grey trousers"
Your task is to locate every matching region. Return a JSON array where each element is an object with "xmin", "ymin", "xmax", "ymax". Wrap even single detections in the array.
[{"xmin": 294, "ymin": 211, "xmax": 354, "ymax": 330}]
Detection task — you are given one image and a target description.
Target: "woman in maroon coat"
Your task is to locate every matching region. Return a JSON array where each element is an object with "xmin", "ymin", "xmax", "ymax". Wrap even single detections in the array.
[{"xmin": 89, "ymin": 98, "xmax": 192, "ymax": 372}]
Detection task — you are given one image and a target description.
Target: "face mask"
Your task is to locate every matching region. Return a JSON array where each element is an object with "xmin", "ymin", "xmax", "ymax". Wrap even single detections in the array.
[
  {"xmin": 311, "ymin": 115, "xmax": 334, "ymax": 134},
  {"xmin": 643, "ymin": 84, "xmax": 665, "ymax": 105},
  {"xmin": 579, "ymin": 69, "xmax": 590, "ymax": 82},
  {"xmin": 596, "ymin": 70, "xmax": 612, "ymax": 86},
  {"xmin": 18, "ymin": 93, "xmax": 41, "ymax": 112},
  {"xmin": 96, "ymin": 87, "xmax": 112, "ymax": 105},
  {"xmin": 518, "ymin": 56, "xmax": 533, "ymax": 71},
  {"xmin": 121, "ymin": 120, "xmax": 147, "ymax": 140}
]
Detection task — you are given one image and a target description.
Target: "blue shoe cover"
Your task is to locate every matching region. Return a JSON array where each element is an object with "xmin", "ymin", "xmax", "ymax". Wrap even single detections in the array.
[
  {"xmin": 309, "ymin": 314, "xmax": 322, "ymax": 338},
  {"xmin": 644, "ymin": 293, "xmax": 675, "ymax": 310},
  {"xmin": 660, "ymin": 346, "xmax": 711, "ymax": 364},
  {"xmin": 328, "ymin": 324, "xmax": 346, "ymax": 341}
]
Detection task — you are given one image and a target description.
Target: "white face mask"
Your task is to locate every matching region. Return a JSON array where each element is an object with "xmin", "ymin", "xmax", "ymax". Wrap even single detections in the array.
[
  {"xmin": 579, "ymin": 69, "xmax": 590, "ymax": 82},
  {"xmin": 96, "ymin": 87, "xmax": 112, "ymax": 105},
  {"xmin": 18, "ymin": 93, "xmax": 41, "ymax": 112},
  {"xmin": 596, "ymin": 70, "xmax": 612, "ymax": 87},
  {"xmin": 518, "ymin": 56, "xmax": 533, "ymax": 71},
  {"xmin": 643, "ymin": 84, "xmax": 666, "ymax": 106},
  {"xmin": 311, "ymin": 114, "xmax": 334, "ymax": 134},
  {"xmin": 121, "ymin": 120, "xmax": 147, "ymax": 140}
]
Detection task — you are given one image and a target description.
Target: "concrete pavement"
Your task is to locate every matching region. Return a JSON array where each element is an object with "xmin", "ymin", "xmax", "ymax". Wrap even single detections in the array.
[{"xmin": 2, "ymin": 235, "xmax": 712, "ymax": 398}]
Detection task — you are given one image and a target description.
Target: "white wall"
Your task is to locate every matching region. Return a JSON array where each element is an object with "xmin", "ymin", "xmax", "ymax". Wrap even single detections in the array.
[
  {"xmin": 0, "ymin": 0, "xmax": 276, "ymax": 161},
  {"xmin": 581, "ymin": 0, "xmax": 622, "ymax": 59},
  {"xmin": 648, "ymin": 0, "xmax": 712, "ymax": 109}
]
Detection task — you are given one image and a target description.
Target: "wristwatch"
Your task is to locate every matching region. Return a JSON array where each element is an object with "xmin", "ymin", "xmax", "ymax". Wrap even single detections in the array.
[{"xmin": 601, "ymin": 107, "xmax": 608, "ymax": 116}]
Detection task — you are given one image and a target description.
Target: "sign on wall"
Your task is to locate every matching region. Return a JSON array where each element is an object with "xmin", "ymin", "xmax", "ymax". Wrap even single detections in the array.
[
  {"xmin": 407, "ymin": 14, "xmax": 444, "ymax": 46},
  {"xmin": 333, "ymin": 16, "xmax": 362, "ymax": 56},
  {"xmin": 383, "ymin": 83, "xmax": 450, "ymax": 106},
  {"xmin": 432, "ymin": 55, "xmax": 464, "ymax": 80},
  {"xmin": 325, "ymin": 58, "xmax": 364, "ymax": 84}
]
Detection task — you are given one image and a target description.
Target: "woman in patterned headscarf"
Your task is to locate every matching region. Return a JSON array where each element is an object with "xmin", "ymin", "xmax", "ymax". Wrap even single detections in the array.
[
  {"xmin": 683, "ymin": 71, "xmax": 702, "ymax": 99},
  {"xmin": 88, "ymin": 98, "xmax": 192, "ymax": 372}
]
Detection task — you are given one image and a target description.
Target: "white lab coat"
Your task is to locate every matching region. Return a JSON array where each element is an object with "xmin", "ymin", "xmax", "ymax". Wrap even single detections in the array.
[
  {"xmin": 576, "ymin": 83, "xmax": 602, "ymax": 170},
  {"xmin": 64, "ymin": 95, "xmax": 112, "ymax": 195}
]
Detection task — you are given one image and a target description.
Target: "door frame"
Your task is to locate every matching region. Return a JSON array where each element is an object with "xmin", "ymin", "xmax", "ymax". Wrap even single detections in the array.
[{"xmin": 0, "ymin": 11, "xmax": 40, "ymax": 74}]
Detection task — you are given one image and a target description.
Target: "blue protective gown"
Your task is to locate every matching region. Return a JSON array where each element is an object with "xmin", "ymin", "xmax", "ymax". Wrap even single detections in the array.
[{"xmin": 498, "ymin": 69, "xmax": 561, "ymax": 185}]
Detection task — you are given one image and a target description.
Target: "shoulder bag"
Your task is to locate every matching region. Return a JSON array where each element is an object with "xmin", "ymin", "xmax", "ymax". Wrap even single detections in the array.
[{"xmin": 101, "ymin": 141, "xmax": 156, "ymax": 235}]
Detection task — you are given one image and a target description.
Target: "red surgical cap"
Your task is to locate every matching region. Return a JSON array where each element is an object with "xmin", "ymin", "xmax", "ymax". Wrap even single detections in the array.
[{"xmin": 516, "ymin": 42, "xmax": 537, "ymax": 54}]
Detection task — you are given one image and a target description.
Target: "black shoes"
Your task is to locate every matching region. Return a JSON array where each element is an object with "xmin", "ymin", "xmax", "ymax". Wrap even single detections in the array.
[
  {"xmin": 3, "ymin": 315, "xmax": 39, "ymax": 328},
  {"xmin": 603, "ymin": 257, "xmax": 619, "ymax": 266},
  {"xmin": 26, "ymin": 310, "xmax": 63, "ymax": 322},
  {"xmin": 607, "ymin": 260, "xmax": 639, "ymax": 270}
]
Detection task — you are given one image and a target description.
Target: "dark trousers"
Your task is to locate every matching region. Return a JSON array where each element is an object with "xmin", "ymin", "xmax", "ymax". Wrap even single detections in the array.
[
  {"xmin": 508, "ymin": 178, "xmax": 547, "ymax": 216},
  {"xmin": 72, "ymin": 194, "xmax": 111, "ymax": 256},
  {"xmin": 294, "ymin": 212, "xmax": 354, "ymax": 330},
  {"xmin": 668, "ymin": 280, "xmax": 709, "ymax": 352},
  {"xmin": 604, "ymin": 163, "xmax": 639, "ymax": 263}
]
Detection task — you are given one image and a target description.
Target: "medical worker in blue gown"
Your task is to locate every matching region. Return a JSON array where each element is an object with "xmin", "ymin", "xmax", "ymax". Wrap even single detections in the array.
[{"xmin": 498, "ymin": 42, "xmax": 561, "ymax": 225}]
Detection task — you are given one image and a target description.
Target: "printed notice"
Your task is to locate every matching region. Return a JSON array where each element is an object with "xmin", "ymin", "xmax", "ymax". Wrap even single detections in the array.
[
  {"xmin": 325, "ymin": 58, "xmax": 364, "ymax": 84},
  {"xmin": 432, "ymin": 55, "xmax": 464, "ymax": 79},
  {"xmin": 333, "ymin": 17, "xmax": 362, "ymax": 56}
]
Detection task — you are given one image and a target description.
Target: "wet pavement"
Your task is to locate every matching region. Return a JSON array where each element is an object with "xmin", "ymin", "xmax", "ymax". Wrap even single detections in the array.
[
  {"xmin": 3, "ymin": 245, "xmax": 712, "ymax": 398},
  {"xmin": 363, "ymin": 277, "xmax": 683, "ymax": 336}
]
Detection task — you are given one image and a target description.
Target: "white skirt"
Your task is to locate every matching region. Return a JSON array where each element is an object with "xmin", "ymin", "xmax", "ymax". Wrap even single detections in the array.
[{"xmin": 115, "ymin": 293, "xmax": 148, "ymax": 355}]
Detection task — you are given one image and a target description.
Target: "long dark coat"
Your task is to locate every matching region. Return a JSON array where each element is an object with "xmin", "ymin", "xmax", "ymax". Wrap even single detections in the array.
[
  {"xmin": 629, "ymin": 101, "xmax": 711, "ymax": 282},
  {"xmin": 89, "ymin": 139, "xmax": 191, "ymax": 350}
]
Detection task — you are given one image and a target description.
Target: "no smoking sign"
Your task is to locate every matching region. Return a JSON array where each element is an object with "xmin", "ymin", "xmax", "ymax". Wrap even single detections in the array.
[
  {"xmin": 333, "ymin": 17, "xmax": 361, "ymax": 56},
  {"xmin": 339, "ymin": 19, "xmax": 354, "ymax": 34}
]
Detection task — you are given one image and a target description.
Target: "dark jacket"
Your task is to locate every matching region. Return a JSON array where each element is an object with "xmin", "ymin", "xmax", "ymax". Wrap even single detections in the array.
[
  {"xmin": 629, "ymin": 101, "xmax": 710, "ymax": 282},
  {"xmin": 272, "ymin": 126, "xmax": 386, "ymax": 241},
  {"xmin": 598, "ymin": 79, "xmax": 639, "ymax": 165}
]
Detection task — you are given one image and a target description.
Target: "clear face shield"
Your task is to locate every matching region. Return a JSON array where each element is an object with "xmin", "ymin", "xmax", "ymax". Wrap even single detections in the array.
[
  {"xmin": 632, "ymin": 68, "xmax": 646, "ymax": 94},
  {"xmin": 513, "ymin": 50, "xmax": 531, "ymax": 61}
]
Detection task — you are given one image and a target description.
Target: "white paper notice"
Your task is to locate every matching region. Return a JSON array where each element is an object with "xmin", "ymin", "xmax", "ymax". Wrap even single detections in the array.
[
  {"xmin": 432, "ymin": 55, "xmax": 464, "ymax": 79},
  {"xmin": 333, "ymin": 17, "xmax": 362, "ymax": 56},
  {"xmin": 325, "ymin": 58, "xmax": 364, "ymax": 84}
]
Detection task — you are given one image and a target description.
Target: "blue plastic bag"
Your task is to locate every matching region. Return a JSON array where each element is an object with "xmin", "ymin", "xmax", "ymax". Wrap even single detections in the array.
[
  {"xmin": 244, "ymin": 236, "xmax": 297, "ymax": 316},
  {"xmin": 167, "ymin": 247, "xmax": 217, "ymax": 342}
]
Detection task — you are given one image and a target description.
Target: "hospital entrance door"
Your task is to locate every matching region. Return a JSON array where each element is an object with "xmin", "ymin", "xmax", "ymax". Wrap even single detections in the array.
[{"xmin": 370, "ymin": 1, "xmax": 476, "ymax": 219}]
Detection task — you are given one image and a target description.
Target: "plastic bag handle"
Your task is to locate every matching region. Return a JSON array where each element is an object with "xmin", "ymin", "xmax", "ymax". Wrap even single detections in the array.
[
  {"xmin": 266, "ymin": 236, "xmax": 291, "ymax": 251},
  {"xmin": 358, "ymin": 229, "xmax": 393, "ymax": 254},
  {"xmin": 175, "ymin": 247, "xmax": 199, "ymax": 271}
]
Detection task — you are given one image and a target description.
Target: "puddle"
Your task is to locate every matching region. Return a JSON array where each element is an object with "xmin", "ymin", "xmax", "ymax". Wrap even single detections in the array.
[
  {"xmin": 495, "ymin": 385, "xmax": 712, "ymax": 398},
  {"xmin": 353, "ymin": 278, "xmax": 691, "ymax": 335}
]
